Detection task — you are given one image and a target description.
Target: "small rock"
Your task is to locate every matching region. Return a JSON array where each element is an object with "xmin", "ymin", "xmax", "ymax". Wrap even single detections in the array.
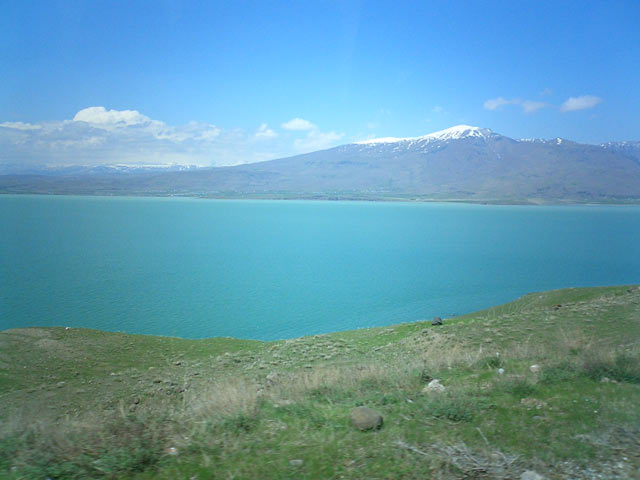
[
  {"xmin": 423, "ymin": 379, "xmax": 446, "ymax": 393},
  {"xmin": 431, "ymin": 316, "xmax": 443, "ymax": 326},
  {"xmin": 350, "ymin": 406, "xmax": 383, "ymax": 431},
  {"xmin": 289, "ymin": 459, "xmax": 303, "ymax": 466},
  {"xmin": 520, "ymin": 470, "xmax": 545, "ymax": 480},
  {"xmin": 174, "ymin": 361, "xmax": 182, "ymax": 366},
  {"xmin": 601, "ymin": 377, "xmax": 611, "ymax": 383},
  {"xmin": 166, "ymin": 447, "xmax": 178, "ymax": 456},
  {"xmin": 498, "ymin": 368, "xmax": 505, "ymax": 375},
  {"xmin": 529, "ymin": 364, "xmax": 540, "ymax": 374}
]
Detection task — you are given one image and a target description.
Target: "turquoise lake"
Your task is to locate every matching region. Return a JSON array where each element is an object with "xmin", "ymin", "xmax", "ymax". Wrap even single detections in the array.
[{"xmin": 2, "ymin": 195, "xmax": 639, "ymax": 340}]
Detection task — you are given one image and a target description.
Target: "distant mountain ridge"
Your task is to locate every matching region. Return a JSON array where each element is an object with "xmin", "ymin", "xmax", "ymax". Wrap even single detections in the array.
[
  {"xmin": 0, "ymin": 163, "xmax": 200, "ymax": 176},
  {"xmin": 2, "ymin": 125, "xmax": 640, "ymax": 203}
]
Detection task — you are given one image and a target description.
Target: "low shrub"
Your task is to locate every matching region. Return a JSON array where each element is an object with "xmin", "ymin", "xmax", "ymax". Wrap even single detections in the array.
[
  {"xmin": 581, "ymin": 352, "xmax": 640, "ymax": 384},
  {"xmin": 421, "ymin": 393, "xmax": 479, "ymax": 422},
  {"xmin": 473, "ymin": 356, "xmax": 504, "ymax": 370},
  {"xmin": 540, "ymin": 362, "xmax": 579, "ymax": 384},
  {"xmin": 220, "ymin": 411, "xmax": 260, "ymax": 433},
  {"xmin": 497, "ymin": 377, "xmax": 538, "ymax": 397}
]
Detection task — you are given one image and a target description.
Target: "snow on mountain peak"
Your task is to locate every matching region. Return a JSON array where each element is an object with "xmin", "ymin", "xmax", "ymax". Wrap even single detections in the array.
[
  {"xmin": 355, "ymin": 125, "xmax": 493, "ymax": 145},
  {"xmin": 355, "ymin": 136, "xmax": 406, "ymax": 145},
  {"xmin": 425, "ymin": 125, "xmax": 493, "ymax": 141}
]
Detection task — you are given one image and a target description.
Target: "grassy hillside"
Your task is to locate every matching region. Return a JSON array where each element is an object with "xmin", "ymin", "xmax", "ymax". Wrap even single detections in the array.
[{"xmin": 1, "ymin": 285, "xmax": 639, "ymax": 479}]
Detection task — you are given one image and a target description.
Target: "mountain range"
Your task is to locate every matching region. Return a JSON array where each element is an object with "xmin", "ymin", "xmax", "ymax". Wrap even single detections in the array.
[{"xmin": 2, "ymin": 125, "xmax": 640, "ymax": 203}]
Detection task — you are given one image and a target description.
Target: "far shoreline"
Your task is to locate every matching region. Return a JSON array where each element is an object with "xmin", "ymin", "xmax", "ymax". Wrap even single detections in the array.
[{"xmin": 2, "ymin": 191, "xmax": 640, "ymax": 206}]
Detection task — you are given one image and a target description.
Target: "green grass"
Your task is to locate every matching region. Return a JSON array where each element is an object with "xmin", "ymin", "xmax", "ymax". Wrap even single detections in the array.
[{"xmin": 1, "ymin": 285, "xmax": 639, "ymax": 479}]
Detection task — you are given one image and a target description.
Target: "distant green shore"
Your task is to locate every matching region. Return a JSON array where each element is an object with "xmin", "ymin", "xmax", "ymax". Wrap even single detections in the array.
[{"xmin": 2, "ymin": 285, "xmax": 639, "ymax": 479}]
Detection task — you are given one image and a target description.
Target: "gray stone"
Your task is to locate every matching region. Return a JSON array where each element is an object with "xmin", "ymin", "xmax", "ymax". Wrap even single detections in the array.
[
  {"xmin": 289, "ymin": 459, "xmax": 303, "ymax": 466},
  {"xmin": 432, "ymin": 316, "xmax": 443, "ymax": 326},
  {"xmin": 350, "ymin": 406, "xmax": 383, "ymax": 431},
  {"xmin": 422, "ymin": 379, "xmax": 445, "ymax": 393},
  {"xmin": 520, "ymin": 470, "xmax": 545, "ymax": 480}
]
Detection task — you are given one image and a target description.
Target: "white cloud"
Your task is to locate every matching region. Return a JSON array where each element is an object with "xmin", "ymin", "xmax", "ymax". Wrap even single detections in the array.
[
  {"xmin": 281, "ymin": 117, "xmax": 316, "ymax": 131},
  {"xmin": 293, "ymin": 130, "xmax": 344, "ymax": 152},
  {"xmin": 73, "ymin": 106, "xmax": 151, "ymax": 127},
  {"xmin": 484, "ymin": 97, "xmax": 549, "ymax": 114},
  {"xmin": 0, "ymin": 121, "xmax": 42, "ymax": 131},
  {"xmin": 483, "ymin": 97, "xmax": 518, "ymax": 111},
  {"xmin": 278, "ymin": 116, "xmax": 344, "ymax": 152},
  {"xmin": 560, "ymin": 95, "xmax": 602, "ymax": 112},
  {"xmin": 521, "ymin": 100, "xmax": 548, "ymax": 114},
  {"xmin": 486, "ymin": 93, "xmax": 602, "ymax": 114},
  {"xmin": 254, "ymin": 123, "xmax": 277, "ymax": 140}
]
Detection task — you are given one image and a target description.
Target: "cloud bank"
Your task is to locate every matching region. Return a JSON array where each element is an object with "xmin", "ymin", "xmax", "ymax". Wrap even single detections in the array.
[
  {"xmin": 483, "ymin": 97, "xmax": 548, "ymax": 114},
  {"xmin": 484, "ymin": 94, "xmax": 602, "ymax": 114},
  {"xmin": 0, "ymin": 108, "xmax": 344, "ymax": 170}
]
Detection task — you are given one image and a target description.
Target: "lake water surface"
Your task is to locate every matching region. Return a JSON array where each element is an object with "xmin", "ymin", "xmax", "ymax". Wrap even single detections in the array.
[{"xmin": 2, "ymin": 195, "xmax": 639, "ymax": 340}]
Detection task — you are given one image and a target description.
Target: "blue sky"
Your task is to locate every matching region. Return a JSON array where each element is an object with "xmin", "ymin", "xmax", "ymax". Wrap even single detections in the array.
[{"xmin": 1, "ymin": 0, "xmax": 639, "ymax": 167}]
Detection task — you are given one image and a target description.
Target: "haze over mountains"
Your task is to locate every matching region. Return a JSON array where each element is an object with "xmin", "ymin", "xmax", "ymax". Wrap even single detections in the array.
[{"xmin": 2, "ymin": 125, "xmax": 640, "ymax": 203}]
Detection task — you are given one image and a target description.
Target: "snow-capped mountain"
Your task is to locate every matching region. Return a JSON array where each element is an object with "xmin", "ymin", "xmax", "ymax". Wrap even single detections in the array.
[
  {"xmin": 356, "ymin": 125, "xmax": 496, "ymax": 145},
  {"xmin": 2, "ymin": 125, "xmax": 640, "ymax": 202}
]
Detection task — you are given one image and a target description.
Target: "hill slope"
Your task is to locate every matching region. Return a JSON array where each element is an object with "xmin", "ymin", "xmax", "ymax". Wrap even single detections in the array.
[{"xmin": 1, "ymin": 285, "xmax": 639, "ymax": 479}]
